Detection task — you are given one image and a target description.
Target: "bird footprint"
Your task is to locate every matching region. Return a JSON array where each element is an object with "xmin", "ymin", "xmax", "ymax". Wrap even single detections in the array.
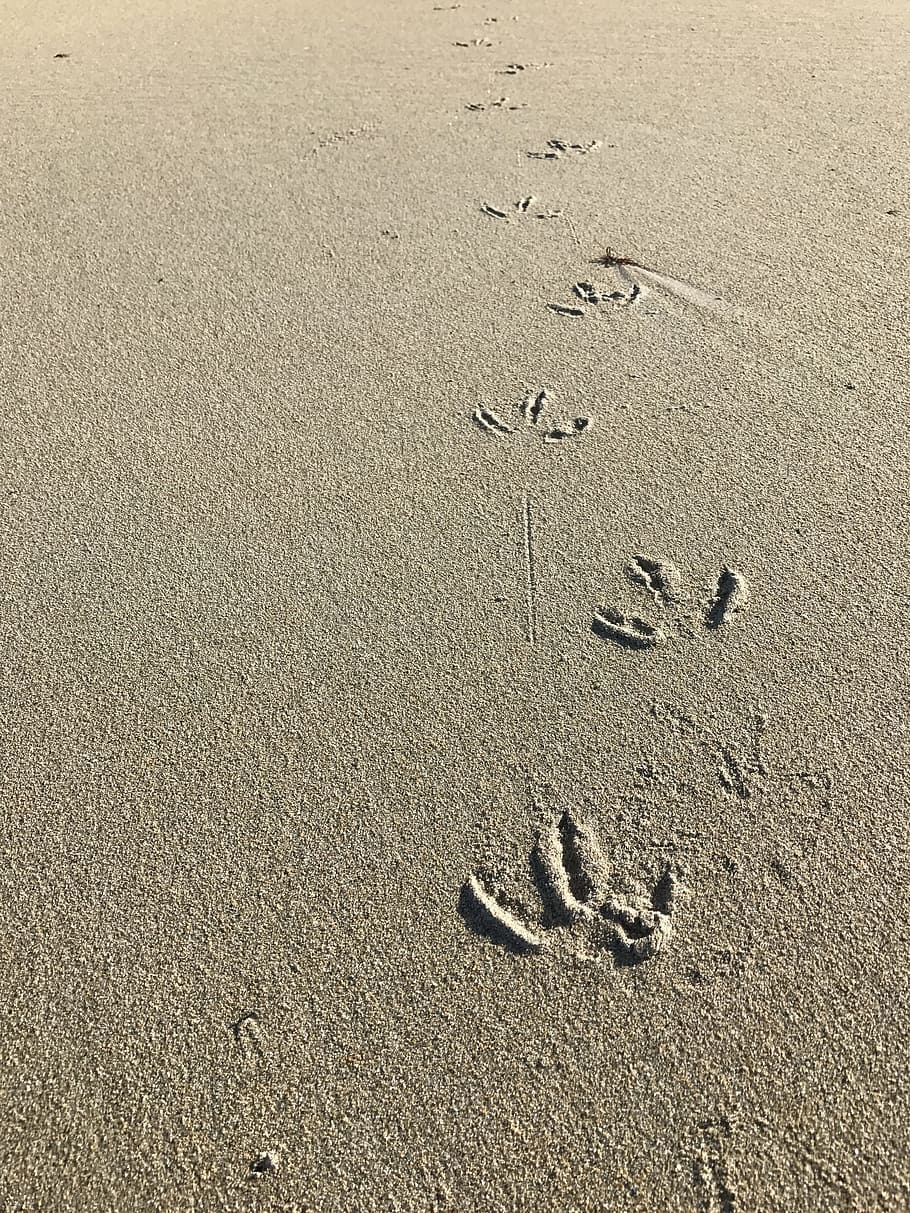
[
  {"xmin": 593, "ymin": 555, "xmax": 750, "ymax": 646},
  {"xmin": 472, "ymin": 388, "xmax": 593, "ymax": 445},
  {"xmin": 461, "ymin": 811, "xmax": 680, "ymax": 964}
]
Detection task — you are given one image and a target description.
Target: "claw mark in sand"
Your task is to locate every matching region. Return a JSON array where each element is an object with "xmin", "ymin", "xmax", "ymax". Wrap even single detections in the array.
[
  {"xmin": 499, "ymin": 62, "xmax": 552, "ymax": 75},
  {"xmin": 463, "ymin": 811, "xmax": 681, "ymax": 965},
  {"xmin": 473, "ymin": 407, "xmax": 514, "ymax": 435},
  {"xmin": 529, "ymin": 138, "xmax": 599, "ymax": 159},
  {"xmin": 574, "ymin": 282, "xmax": 610, "ymax": 304},
  {"xmin": 534, "ymin": 812, "xmax": 607, "ymax": 923},
  {"xmin": 519, "ymin": 388, "xmax": 548, "ymax": 425},
  {"xmin": 472, "ymin": 388, "xmax": 592, "ymax": 446},
  {"xmin": 627, "ymin": 555, "xmax": 683, "ymax": 603},
  {"xmin": 308, "ymin": 123, "xmax": 379, "ymax": 157},
  {"xmin": 592, "ymin": 607, "xmax": 666, "ymax": 649},
  {"xmin": 541, "ymin": 416, "xmax": 594, "ymax": 441},
  {"xmin": 461, "ymin": 875, "xmax": 542, "ymax": 953},
  {"xmin": 595, "ymin": 555, "xmax": 750, "ymax": 650},
  {"xmin": 710, "ymin": 712, "xmax": 767, "ymax": 800},
  {"xmin": 233, "ymin": 1011, "xmax": 265, "ymax": 1063},
  {"xmin": 466, "ymin": 98, "xmax": 524, "ymax": 112},
  {"xmin": 482, "ymin": 196, "xmax": 549, "ymax": 219},
  {"xmin": 651, "ymin": 703, "xmax": 768, "ymax": 801},
  {"xmin": 573, "ymin": 280, "xmax": 642, "ymax": 307},
  {"xmin": 707, "ymin": 567, "xmax": 750, "ymax": 627},
  {"xmin": 521, "ymin": 493, "xmax": 539, "ymax": 646}
]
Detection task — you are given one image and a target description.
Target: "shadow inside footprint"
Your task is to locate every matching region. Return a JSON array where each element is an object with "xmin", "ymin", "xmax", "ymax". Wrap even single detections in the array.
[
  {"xmin": 592, "ymin": 609, "xmax": 664, "ymax": 649},
  {"xmin": 651, "ymin": 869, "xmax": 679, "ymax": 915},
  {"xmin": 605, "ymin": 914, "xmax": 665, "ymax": 968},
  {"xmin": 530, "ymin": 844, "xmax": 570, "ymax": 929},
  {"xmin": 705, "ymin": 567, "xmax": 749, "ymax": 629},
  {"xmin": 458, "ymin": 877, "xmax": 541, "ymax": 954}
]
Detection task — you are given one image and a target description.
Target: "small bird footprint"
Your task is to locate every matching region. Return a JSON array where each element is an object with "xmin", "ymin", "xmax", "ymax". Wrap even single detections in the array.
[{"xmin": 473, "ymin": 388, "xmax": 593, "ymax": 445}]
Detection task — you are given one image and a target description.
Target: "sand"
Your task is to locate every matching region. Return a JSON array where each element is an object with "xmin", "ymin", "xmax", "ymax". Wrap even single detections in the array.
[{"xmin": 1, "ymin": 0, "xmax": 909, "ymax": 1208}]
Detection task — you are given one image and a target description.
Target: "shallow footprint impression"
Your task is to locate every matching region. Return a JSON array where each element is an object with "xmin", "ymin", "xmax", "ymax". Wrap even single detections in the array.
[{"xmin": 472, "ymin": 387, "xmax": 594, "ymax": 445}]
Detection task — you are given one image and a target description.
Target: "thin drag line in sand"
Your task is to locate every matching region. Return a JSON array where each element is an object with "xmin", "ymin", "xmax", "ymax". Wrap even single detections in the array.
[
  {"xmin": 565, "ymin": 213, "xmax": 584, "ymax": 251},
  {"xmin": 522, "ymin": 492, "xmax": 538, "ymax": 645}
]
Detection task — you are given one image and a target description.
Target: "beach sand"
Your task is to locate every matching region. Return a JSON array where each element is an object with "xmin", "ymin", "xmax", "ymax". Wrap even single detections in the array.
[{"xmin": 1, "ymin": 0, "xmax": 909, "ymax": 1208}]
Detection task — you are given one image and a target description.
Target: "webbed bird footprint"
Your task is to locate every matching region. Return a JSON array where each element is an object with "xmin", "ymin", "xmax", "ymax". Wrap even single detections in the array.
[{"xmin": 461, "ymin": 811, "xmax": 680, "ymax": 965}]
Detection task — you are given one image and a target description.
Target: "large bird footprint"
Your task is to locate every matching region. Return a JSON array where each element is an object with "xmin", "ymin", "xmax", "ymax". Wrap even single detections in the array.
[
  {"xmin": 462, "ymin": 810, "xmax": 680, "ymax": 964},
  {"xmin": 593, "ymin": 555, "xmax": 750, "ymax": 648}
]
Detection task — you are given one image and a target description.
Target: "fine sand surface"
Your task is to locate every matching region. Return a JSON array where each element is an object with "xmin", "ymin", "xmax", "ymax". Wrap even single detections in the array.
[{"xmin": 1, "ymin": 0, "xmax": 909, "ymax": 1209}]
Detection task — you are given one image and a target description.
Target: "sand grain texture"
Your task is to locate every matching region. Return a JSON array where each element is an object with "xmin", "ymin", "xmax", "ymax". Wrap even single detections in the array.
[{"xmin": 1, "ymin": 0, "xmax": 909, "ymax": 1209}]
